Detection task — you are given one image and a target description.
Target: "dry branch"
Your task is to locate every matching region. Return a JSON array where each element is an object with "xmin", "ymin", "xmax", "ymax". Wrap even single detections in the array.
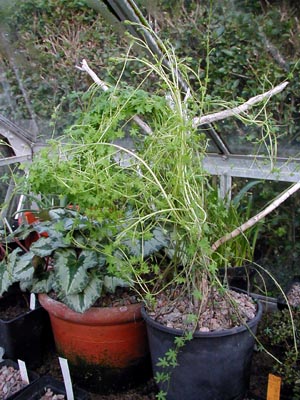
[
  {"xmin": 192, "ymin": 81, "xmax": 289, "ymax": 127},
  {"xmin": 212, "ymin": 181, "xmax": 300, "ymax": 252},
  {"xmin": 77, "ymin": 60, "xmax": 288, "ymax": 136},
  {"xmin": 76, "ymin": 59, "xmax": 109, "ymax": 91},
  {"xmin": 259, "ymin": 29, "xmax": 289, "ymax": 72},
  {"xmin": 76, "ymin": 59, "xmax": 153, "ymax": 135}
]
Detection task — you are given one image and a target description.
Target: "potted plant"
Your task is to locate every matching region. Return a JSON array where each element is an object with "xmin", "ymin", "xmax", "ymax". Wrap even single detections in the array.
[
  {"xmin": 0, "ymin": 206, "xmax": 168, "ymax": 393},
  {"xmin": 6, "ymin": 29, "xmax": 297, "ymax": 399},
  {"xmin": 0, "ymin": 225, "xmax": 53, "ymax": 369},
  {"xmin": 212, "ymin": 182, "xmax": 263, "ymax": 292}
]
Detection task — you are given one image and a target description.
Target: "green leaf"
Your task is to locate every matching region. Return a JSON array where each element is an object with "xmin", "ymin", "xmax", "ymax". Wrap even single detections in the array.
[
  {"xmin": 174, "ymin": 336, "xmax": 185, "ymax": 347},
  {"xmin": 0, "ymin": 258, "xmax": 14, "ymax": 294},
  {"xmin": 20, "ymin": 271, "xmax": 55, "ymax": 293},
  {"xmin": 54, "ymin": 249, "xmax": 98, "ymax": 295},
  {"xmin": 155, "ymin": 371, "xmax": 169, "ymax": 383},
  {"xmin": 222, "ymin": 49, "xmax": 234, "ymax": 57},
  {"xmin": 166, "ymin": 348, "xmax": 178, "ymax": 367},
  {"xmin": 8, "ymin": 225, "xmax": 37, "ymax": 241},
  {"xmin": 60, "ymin": 273, "xmax": 103, "ymax": 313},
  {"xmin": 30, "ymin": 236, "xmax": 68, "ymax": 257},
  {"xmin": 0, "ymin": 248, "xmax": 35, "ymax": 294},
  {"xmin": 232, "ymin": 180, "xmax": 262, "ymax": 206},
  {"xmin": 157, "ymin": 357, "xmax": 169, "ymax": 368},
  {"xmin": 215, "ymin": 26, "xmax": 225, "ymax": 37},
  {"xmin": 123, "ymin": 227, "xmax": 169, "ymax": 257},
  {"xmin": 104, "ymin": 275, "xmax": 129, "ymax": 292},
  {"xmin": 156, "ymin": 390, "xmax": 168, "ymax": 400},
  {"xmin": 13, "ymin": 251, "xmax": 35, "ymax": 281}
]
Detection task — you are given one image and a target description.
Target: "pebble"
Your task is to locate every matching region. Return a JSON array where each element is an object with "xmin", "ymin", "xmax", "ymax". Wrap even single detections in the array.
[
  {"xmin": 40, "ymin": 388, "xmax": 65, "ymax": 400},
  {"xmin": 0, "ymin": 365, "xmax": 27, "ymax": 400},
  {"xmin": 149, "ymin": 287, "xmax": 258, "ymax": 332},
  {"xmin": 199, "ymin": 326, "xmax": 210, "ymax": 332}
]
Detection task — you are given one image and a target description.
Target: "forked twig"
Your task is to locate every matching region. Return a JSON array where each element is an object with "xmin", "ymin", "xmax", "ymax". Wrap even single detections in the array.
[{"xmin": 76, "ymin": 59, "xmax": 153, "ymax": 135}]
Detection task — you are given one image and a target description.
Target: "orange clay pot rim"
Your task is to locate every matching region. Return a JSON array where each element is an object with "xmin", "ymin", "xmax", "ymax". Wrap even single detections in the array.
[{"xmin": 38, "ymin": 293, "xmax": 143, "ymax": 326}]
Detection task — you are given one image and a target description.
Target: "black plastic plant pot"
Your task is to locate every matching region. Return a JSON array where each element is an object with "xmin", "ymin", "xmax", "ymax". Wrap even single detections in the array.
[
  {"xmin": 277, "ymin": 275, "xmax": 300, "ymax": 310},
  {"xmin": 0, "ymin": 359, "xmax": 39, "ymax": 400},
  {"xmin": 0, "ymin": 292, "xmax": 54, "ymax": 368},
  {"xmin": 142, "ymin": 301, "xmax": 263, "ymax": 400},
  {"xmin": 246, "ymin": 395, "xmax": 264, "ymax": 400},
  {"xmin": 219, "ymin": 264, "xmax": 257, "ymax": 292},
  {"xmin": 12, "ymin": 376, "xmax": 90, "ymax": 400}
]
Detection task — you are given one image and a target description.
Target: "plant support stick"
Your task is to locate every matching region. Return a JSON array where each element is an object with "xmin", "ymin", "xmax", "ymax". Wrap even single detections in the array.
[{"xmin": 212, "ymin": 181, "xmax": 300, "ymax": 252}]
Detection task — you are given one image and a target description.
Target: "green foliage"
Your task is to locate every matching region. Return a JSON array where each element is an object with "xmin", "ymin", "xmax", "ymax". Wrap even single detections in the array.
[
  {"xmin": 259, "ymin": 309, "xmax": 300, "ymax": 397},
  {"xmin": 154, "ymin": 0, "xmax": 300, "ymax": 156},
  {"xmin": 212, "ymin": 180, "xmax": 263, "ymax": 268},
  {"xmin": 155, "ymin": 331, "xmax": 193, "ymax": 400},
  {"xmin": 0, "ymin": 208, "xmax": 108, "ymax": 312},
  {"xmin": 2, "ymin": 0, "xmax": 299, "ymax": 145},
  {"xmin": 17, "ymin": 27, "xmax": 280, "ymax": 317},
  {"xmin": 0, "ymin": 207, "xmax": 170, "ymax": 312},
  {"xmin": 1, "ymin": 0, "xmax": 126, "ymax": 132},
  {"xmin": 244, "ymin": 180, "xmax": 300, "ymax": 294},
  {"xmin": 24, "ymin": 87, "xmax": 169, "ymax": 223}
]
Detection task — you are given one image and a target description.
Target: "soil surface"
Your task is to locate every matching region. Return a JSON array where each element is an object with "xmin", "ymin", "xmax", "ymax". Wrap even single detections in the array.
[
  {"xmin": 0, "ymin": 293, "xmax": 30, "ymax": 320},
  {"xmin": 149, "ymin": 287, "xmax": 257, "ymax": 331}
]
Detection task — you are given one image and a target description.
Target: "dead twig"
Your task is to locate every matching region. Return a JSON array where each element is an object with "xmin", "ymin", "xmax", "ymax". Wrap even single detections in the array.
[
  {"xmin": 212, "ymin": 180, "xmax": 300, "ymax": 252},
  {"xmin": 192, "ymin": 81, "xmax": 289, "ymax": 127},
  {"xmin": 76, "ymin": 59, "xmax": 153, "ymax": 135}
]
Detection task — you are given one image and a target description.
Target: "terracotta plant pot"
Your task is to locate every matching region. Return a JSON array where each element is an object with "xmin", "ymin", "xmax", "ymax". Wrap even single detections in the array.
[{"xmin": 38, "ymin": 294, "xmax": 151, "ymax": 393}]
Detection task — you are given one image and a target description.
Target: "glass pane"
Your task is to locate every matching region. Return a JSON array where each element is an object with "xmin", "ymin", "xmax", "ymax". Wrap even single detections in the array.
[{"xmin": 0, "ymin": 0, "xmax": 299, "ymax": 158}]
